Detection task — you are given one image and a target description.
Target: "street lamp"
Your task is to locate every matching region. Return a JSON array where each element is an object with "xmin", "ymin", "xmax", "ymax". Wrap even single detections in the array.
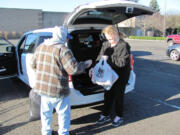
[{"xmin": 163, "ymin": 0, "xmax": 167, "ymax": 37}]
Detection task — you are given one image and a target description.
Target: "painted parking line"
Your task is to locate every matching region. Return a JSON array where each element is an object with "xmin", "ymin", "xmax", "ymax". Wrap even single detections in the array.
[{"xmin": 133, "ymin": 91, "xmax": 180, "ymax": 110}]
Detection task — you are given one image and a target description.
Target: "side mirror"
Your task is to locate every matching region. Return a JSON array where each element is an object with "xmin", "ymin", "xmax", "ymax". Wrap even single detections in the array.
[{"xmin": 6, "ymin": 46, "xmax": 15, "ymax": 53}]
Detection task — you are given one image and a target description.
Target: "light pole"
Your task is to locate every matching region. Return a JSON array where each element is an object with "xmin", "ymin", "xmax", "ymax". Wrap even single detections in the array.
[{"xmin": 163, "ymin": 0, "xmax": 167, "ymax": 37}]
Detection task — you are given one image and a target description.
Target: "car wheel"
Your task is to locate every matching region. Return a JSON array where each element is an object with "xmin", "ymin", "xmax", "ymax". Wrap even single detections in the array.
[
  {"xmin": 167, "ymin": 40, "xmax": 174, "ymax": 46},
  {"xmin": 170, "ymin": 50, "xmax": 180, "ymax": 61}
]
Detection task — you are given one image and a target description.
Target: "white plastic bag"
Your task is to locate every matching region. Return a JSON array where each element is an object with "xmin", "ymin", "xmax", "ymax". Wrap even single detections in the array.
[
  {"xmin": 92, "ymin": 58, "xmax": 118, "ymax": 90},
  {"xmin": 29, "ymin": 89, "xmax": 41, "ymax": 121}
]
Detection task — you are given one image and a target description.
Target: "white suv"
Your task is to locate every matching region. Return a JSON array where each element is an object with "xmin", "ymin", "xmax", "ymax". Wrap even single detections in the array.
[{"xmin": 0, "ymin": 0, "xmax": 153, "ymax": 106}]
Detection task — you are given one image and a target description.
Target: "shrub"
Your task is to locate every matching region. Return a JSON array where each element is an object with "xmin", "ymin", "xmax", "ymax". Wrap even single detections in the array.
[{"xmin": 128, "ymin": 36, "xmax": 166, "ymax": 40}]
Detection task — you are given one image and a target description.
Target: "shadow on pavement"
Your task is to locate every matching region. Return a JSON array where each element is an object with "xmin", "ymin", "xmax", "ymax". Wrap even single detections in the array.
[
  {"xmin": 0, "ymin": 121, "xmax": 29, "ymax": 135},
  {"xmin": 0, "ymin": 78, "xmax": 31, "ymax": 102},
  {"xmin": 70, "ymin": 52, "xmax": 180, "ymax": 134},
  {"xmin": 132, "ymin": 51, "xmax": 152, "ymax": 57},
  {"xmin": 0, "ymin": 48, "xmax": 180, "ymax": 134},
  {"xmin": 70, "ymin": 123, "xmax": 114, "ymax": 135}
]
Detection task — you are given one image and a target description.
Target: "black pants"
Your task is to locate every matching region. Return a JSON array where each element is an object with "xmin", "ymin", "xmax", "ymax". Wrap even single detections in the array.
[{"xmin": 102, "ymin": 79, "xmax": 126, "ymax": 117}]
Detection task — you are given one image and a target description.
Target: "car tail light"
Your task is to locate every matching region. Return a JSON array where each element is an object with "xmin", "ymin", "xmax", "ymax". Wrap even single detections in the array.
[
  {"xmin": 130, "ymin": 54, "xmax": 134, "ymax": 70},
  {"xmin": 69, "ymin": 75, "xmax": 72, "ymax": 82}
]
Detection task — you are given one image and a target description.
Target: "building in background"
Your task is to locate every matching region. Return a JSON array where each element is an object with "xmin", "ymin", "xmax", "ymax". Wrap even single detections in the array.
[
  {"xmin": 42, "ymin": 11, "xmax": 68, "ymax": 28},
  {"xmin": 0, "ymin": 8, "xmax": 144, "ymax": 39},
  {"xmin": 0, "ymin": 8, "xmax": 68, "ymax": 39}
]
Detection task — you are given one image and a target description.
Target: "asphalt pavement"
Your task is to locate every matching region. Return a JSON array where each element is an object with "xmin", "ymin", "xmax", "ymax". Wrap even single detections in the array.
[{"xmin": 0, "ymin": 39, "xmax": 180, "ymax": 135}]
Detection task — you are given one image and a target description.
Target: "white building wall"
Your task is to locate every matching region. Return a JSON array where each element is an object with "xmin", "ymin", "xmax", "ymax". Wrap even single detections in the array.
[
  {"xmin": 0, "ymin": 8, "xmax": 42, "ymax": 33},
  {"xmin": 43, "ymin": 12, "xmax": 68, "ymax": 28},
  {"xmin": 0, "ymin": 8, "xmax": 137, "ymax": 38}
]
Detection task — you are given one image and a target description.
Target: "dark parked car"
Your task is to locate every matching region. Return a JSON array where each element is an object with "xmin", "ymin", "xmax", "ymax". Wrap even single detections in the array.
[
  {"xmin": 166, "ymin": 44, "xmax": 180, "ymax": 61},
  {"xmin": 0, "ymin": 38, "xmax": 17, "ymax": 76}
]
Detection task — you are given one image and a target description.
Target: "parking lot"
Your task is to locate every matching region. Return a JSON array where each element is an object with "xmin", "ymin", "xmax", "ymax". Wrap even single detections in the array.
[{"xmin": 0, "ymin": 39, "xmax": 180, "ymax": 135}]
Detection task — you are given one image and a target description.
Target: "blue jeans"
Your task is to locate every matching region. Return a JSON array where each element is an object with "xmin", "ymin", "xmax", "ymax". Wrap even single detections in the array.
[{"xmin": 40, "ymin": 95, "xmax": 70, "ymax": 135}]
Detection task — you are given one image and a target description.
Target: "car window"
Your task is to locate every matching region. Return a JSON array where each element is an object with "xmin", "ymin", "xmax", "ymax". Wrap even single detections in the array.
[
  {"xmin": 73, "ymin": 10, "xmax": 113, "ymax": 24},
  {"xmin": 19, "ymin": 37, "xmax": 26, "ymax": 50},
  {"xmin": 31, "ymin": 35, "xmax": 52, "ymax": 52},
  {"xmin": 23, "ymin": 34, "xmax": 38, "ymax": 53},
  {"xmin": 0, "ymin": 38, "xmax": 14, "ymax": 53}
]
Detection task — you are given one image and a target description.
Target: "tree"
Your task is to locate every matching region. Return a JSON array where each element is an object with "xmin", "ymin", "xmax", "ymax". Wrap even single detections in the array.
[
  {"xmin": 166, "ymin": 15, "xmax": 180, "ymax": 29},
  {"xmin": 136, "ymin": 14, "xmax": 180, "ymax": 36},
  {"xmin": 135, "ymin": 13, "xmax": 164, "ymax": 36},
  {"xmin": 144, "ymin": 13, "xmax": 164, "ymax": 36},
  {"xmin": 166, "ymin": 15, "xmax": 180, "ymax": 34},
  {"xmin": 149, "ymin": 0, "xmax": 160, "ymax": 12}
]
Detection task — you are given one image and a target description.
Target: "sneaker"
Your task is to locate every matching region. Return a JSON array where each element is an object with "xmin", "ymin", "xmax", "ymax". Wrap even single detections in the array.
[
  {"xmin": 52, "ymin": 131, "xmax": 58, "ymax": 135},
  {"xmin": 112, "ymin": 117, "xmax": 124, "ymax": 127},
  {"xmin": 97, "ymin": 114, "xmax": 111, "ymax": 124}
]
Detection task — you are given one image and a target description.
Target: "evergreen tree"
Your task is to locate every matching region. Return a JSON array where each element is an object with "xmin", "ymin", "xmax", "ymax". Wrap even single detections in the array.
[{"xmin": 149, "ymin": 0, "xmax": 160, "ymax": 12}]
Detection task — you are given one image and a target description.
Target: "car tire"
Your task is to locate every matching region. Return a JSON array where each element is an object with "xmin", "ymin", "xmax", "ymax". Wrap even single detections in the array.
[
  {"xmin": 167, "ymin": 40, "xmax": 174, "ymax": 46},
  {"xmin": 170, "ymin": 50, "xmax": 180, "ymax": 61}
]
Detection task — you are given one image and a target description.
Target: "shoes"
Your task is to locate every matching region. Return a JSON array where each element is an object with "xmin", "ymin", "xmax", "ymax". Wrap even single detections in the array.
[
  {"xmin": 52, "ymin": 131, "xmax": 58, "ymax": 135},
  {"xmin": 112, "ymin": 117, "xmax": 124, "ymax": 127},
  {"xmin": 97, "ymin": 114, "xmax": 111, "ymax": 124}
]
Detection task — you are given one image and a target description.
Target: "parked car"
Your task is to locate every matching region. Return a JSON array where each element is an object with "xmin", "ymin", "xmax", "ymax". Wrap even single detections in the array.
[
  {"xmin": 166, "ymin": 34, "xmax": 180, "ymax": 46},
  {"xmin": 166, "ymin": 44, "xmax": 180, "ymax": 61},
  {"xmin": 0, "ymin": 38, "xmax": 17, "ymax": 76},
  {"xmin": 0, "ymin": 0, "xmax": 154, "ymax": 106}
]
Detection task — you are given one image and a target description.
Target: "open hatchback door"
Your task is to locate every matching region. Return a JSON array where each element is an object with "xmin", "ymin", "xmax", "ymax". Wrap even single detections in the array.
[{"xmin": 64, "ymin": 0, "xmax": 154, "ymax": 26}]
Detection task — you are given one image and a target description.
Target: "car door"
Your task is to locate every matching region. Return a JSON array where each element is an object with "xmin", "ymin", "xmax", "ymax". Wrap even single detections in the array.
[
  {"xmin": 16, "ymin": 32, "xmax": 52, "ymax": 87},
  {"xmin": 0, "ymin": 38, "xmax": 17, "ymax": 79},
  {"xmin": 174, "ymin": 34, "xmax": 180, "ymax": 43},
  {"xmin": 64, "ymin": 0, "xmax": 154, "ymax": 26},
  {"xmin": 16, "ymin": 33, "xmax": 39, "ymax": 87}
]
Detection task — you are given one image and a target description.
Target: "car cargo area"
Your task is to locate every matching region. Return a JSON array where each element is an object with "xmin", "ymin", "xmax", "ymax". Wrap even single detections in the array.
[{"xmin": 69, "ymin": 29, "xmax": 105, "ymax": 95}]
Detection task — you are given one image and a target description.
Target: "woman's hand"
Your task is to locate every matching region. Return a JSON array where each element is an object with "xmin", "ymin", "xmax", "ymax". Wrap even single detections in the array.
[
  {"xmin": 89, "ymin": 68, "xmax": 93, "ymax": 77},
  {"xmin": 102, "ymin": 55, "xmax": 109, "ymax": 60}
]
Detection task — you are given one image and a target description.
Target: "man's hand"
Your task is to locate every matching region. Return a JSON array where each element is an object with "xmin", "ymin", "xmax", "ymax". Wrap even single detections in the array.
[{"xmin": 85, "ymin": 60, "xmax": 92, "ymax": 68}]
